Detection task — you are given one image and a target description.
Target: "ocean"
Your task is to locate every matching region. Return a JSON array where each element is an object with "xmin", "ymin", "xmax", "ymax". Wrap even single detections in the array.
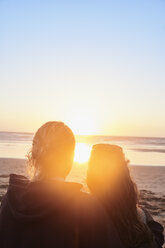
[{"xmin": 0, "ymin": 131, "xmax": 165, "ymax": 166}]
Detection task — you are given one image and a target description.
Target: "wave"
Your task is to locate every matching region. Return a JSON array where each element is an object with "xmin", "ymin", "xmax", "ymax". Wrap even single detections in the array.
[
  {"xmin": 130, "ymin": 148, "xmax": 165, "ymax": 153},
  {"xmin": 0, "ymin": 174, "xmax": 9, "ymax": 178},
  {"xmin": 76, "ymin": 135, "xmax": 165, "ymax": 146},
  {"xmin": 0, "ymin": 184, "xmax": 8, "ymax": 189},
  {"xmin": 0, "ymin": 131, "xmax": 33, "ymax": 143}
]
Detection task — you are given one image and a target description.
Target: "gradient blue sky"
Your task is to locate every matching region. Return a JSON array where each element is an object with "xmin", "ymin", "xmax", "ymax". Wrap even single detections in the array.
[{"xmin": 0, "ymin": 0, "xmax": 165, "ymax": 136}]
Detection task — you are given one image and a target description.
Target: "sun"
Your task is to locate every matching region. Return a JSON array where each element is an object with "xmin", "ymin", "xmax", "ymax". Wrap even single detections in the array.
[{"xmin": 74, "ymin": 143, "xmax": 91, "ymax": 164}]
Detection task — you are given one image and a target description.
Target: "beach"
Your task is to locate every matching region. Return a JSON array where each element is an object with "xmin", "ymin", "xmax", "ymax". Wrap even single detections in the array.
[
  {"xmin": 0, "ymin": 157, "xmax": 165, "ymax": 235},
  {"xmin": 0, "ymin": 133, "xmax": 164, "ymax": 245}
]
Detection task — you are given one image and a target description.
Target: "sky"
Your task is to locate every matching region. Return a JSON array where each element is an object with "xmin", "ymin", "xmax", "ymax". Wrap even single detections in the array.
[{"xmin": 0, "ymin": 0, "xmax": 165, "ymax": 136}]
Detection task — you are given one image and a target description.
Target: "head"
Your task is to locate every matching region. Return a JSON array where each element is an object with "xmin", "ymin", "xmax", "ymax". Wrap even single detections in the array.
[
  {"xmin": 27, "ymin": 121, "xmax": 75, "ymax": 180},
  {"xmin": 87, "ymin": 144, "xmax": 132, "ymax": 199},
  {"xmin": 87, "ymin": 144, "xmax": 155, "ymax": 248}
]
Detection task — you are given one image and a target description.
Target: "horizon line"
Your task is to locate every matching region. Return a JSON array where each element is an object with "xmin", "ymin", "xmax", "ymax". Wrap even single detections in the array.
[{"xmin": 0, "ymin": 130, "xmax": 165, "ymax": 139}]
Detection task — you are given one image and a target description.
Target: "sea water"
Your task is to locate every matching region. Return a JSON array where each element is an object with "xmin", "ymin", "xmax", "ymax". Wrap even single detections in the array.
[{"xmin": 0, "ymin": 131, "xmax": 165, "ymax": 166}]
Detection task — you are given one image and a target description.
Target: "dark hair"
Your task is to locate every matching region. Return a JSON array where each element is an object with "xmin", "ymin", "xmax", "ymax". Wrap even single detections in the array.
[{"xmin": 87, "ymin": 144, "xmax": 156, "ymax": 248}]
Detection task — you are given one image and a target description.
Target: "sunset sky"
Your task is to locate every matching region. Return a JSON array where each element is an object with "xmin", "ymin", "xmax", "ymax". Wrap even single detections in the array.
[{"xmin": 0, "ymin": 0, "xmax": 165, "ymax": 136}]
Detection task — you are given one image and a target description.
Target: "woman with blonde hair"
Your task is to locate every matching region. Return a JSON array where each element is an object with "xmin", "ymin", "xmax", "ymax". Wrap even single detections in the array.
[{"xmin": 87, "ymin": 144, "xmax": 164, "ymax": 248}]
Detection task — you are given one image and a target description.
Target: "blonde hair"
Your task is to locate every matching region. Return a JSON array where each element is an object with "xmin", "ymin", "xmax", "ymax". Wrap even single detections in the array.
[{"xmin": 27, "ymin": 121, "xmax": 75, "ymax": 180}]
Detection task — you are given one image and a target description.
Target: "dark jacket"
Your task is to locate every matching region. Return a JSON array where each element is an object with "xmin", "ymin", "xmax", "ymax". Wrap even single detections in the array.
[
  {"xmin": 147, "ymin": 220, "xmax": 164, "ymax": 248},
  {"xmin": 0, "ymin": 174, "xmax": 123, "ymax": 248},
  {"xmin": 140, "ymin": 207, "xmax": 164, "ymax": 248}
]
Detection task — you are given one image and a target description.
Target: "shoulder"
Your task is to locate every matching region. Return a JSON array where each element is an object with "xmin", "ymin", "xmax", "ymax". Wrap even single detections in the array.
[
  {"xmin": 74, "ymin": 191, "xmax": 115, "ymax": 231},
  {"xmin": 137, "ymin": 207, "xmax": 147, "ymax": 224},
  {"xmin": 73, "ymin": 191, "xmax": 107, "ymax": 228},
  {"xmin": 75, "ymin": 191, "xmax": 107, "ymax": 217},
  {"xmin": 74, "ymin": 192, "xmax": 123, "ymax": 248}
]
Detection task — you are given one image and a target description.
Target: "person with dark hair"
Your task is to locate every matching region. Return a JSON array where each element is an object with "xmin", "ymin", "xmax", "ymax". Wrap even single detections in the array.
[
  {"xmin": 87, "ymin": 144, "xmax": 164, "ymax": 248},
  {"xmin": 0, "ymin": 122, "xmax": 123, "ymax": 248}
]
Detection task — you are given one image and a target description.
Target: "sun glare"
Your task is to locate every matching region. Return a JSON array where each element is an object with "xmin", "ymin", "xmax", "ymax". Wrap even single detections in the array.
[
  {"xmin": 74, "ymin": 143, "xmax": 91, "ymax": 164},
  {"xmin": 67, "ymin": 114, "xmax": 97, "ymax": 135}
]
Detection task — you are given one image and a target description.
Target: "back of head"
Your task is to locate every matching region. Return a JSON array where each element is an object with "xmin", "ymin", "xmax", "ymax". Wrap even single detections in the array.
[
  {"xmin": 87, "ymin": 144, "xmax": 127, "ymax": 197},
  {"xmin": 27, "ymin": 121, "xmax": 75, "ymax": 179}
]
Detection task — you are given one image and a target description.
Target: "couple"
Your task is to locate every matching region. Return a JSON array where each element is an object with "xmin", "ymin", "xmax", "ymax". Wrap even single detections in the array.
[{"xmin": 0, "ymin": 121, "xmax": 164, "ymax": 248}]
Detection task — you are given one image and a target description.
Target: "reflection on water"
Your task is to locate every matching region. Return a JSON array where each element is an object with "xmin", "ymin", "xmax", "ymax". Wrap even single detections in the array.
[{"xmin": 0, "ymin": 132, "xmax": 165, "ymax": 166}]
